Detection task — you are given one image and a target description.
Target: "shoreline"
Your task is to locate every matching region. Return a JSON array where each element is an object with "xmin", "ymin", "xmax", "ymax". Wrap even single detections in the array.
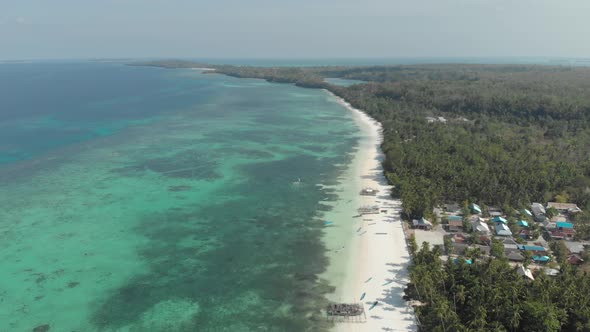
[{"xmin": 323, "ymin": 91, "xmax": 417, "ymax": 331}]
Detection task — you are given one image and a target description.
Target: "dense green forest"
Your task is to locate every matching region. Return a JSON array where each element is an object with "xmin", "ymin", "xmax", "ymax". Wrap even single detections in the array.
[{"xmin": 137, "ymin": 60, "xmax": 590, "ymax": 330}]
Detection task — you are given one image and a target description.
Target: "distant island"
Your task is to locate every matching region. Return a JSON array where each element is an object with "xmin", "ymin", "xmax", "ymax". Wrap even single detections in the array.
[{"xmin": 135, "ymin": 60, "xmax": 590, "ymax": 331}]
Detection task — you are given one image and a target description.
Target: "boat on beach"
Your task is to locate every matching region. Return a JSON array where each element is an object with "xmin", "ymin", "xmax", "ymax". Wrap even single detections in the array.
[{"xmin": 358, "ymin": 205, "xmax": 380, "ymax": 215}]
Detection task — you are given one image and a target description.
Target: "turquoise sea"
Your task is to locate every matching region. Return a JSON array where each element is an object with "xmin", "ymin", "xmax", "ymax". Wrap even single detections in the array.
[{"xmin": 0, "ymin": 63, "xmax": 361, "ymax": 331}]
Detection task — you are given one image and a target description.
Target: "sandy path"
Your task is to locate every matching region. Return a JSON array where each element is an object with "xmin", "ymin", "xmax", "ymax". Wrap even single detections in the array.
[{"xmin": 329, "ymin": 93, "xmax": 418, "ymax": 332}]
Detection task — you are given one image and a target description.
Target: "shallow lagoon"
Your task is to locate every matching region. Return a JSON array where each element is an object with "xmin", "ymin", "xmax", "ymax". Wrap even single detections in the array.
[{"xmin": 0, "ymin": 64, "xmax": 360, "ymax": 331}]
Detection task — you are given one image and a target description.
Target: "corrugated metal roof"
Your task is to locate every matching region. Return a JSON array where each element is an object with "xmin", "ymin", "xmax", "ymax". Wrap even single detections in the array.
[
  {"xmin": 519, "ymin": 245, "xmax": 546, "ymax": 251},
  {"xmin": 492, "ymin": 216, "xmax": 507, "ymax": 223},
  {"xmin": 496, "ymin": 223, "xmax": 512, "ymax": 235},
  {"xmin": 557, "ymin": 222, "xmax": 574, "ymax": 229}
]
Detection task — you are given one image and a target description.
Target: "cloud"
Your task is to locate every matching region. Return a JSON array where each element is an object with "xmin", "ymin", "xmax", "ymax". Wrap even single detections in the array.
[{"xmin": 15, "ymin": 17, "xmax": 26, "ymax": 24}]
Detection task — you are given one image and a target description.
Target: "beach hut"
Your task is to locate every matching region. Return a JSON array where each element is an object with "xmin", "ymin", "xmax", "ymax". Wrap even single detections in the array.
[
  {"xmin": 469, "ymin": 203, "xmax": 482, "ymax": 214},
  {"xmin": 495, "ymin": 223, "xmax": 512, "ymax": 236},
  {"xmin": 518, "ymin": 220, "xmax": 529, "ymax": 227},
  {"xmin": 413, "ymin": 218, "xmax": 433, "ymax": 230},
  {"xmin": 492, "ymin": 216, "xmax": 508, "ymax": 224}
]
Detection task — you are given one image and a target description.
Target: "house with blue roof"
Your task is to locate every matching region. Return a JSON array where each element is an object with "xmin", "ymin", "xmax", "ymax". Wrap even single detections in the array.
[
  {"xmin": 518, "ymin": 245, "xmax": 548, "ymax": 255},
  {"xmin": 518, "ymin": 220, "xmax": 529, "ymax": 227},
  {"xmin": 533, "ymin": 255, "xmax": 551, "ymax": 263},
  {"xmin": 492, "ymin": 216, "xmax": 508, "ymax": 224},
  {"xmin": 557, "ymin": 222, "xmax": 574, "ymax": 229}
]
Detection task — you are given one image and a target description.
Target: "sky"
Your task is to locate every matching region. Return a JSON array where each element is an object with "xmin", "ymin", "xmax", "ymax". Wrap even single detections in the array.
[{"xmin": 1, "ymin": 0, "xmax": 590, "ymax": 60}]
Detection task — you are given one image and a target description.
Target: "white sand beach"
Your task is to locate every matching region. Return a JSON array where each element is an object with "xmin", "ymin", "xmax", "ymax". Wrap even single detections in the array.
[{"xmin": 323, "ymin": 92, "xmax": 417, "ymax": 332}]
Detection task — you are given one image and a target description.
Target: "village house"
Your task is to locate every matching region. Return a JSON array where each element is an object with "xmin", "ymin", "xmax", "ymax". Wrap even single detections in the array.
[
  {"xmin": 492, "ymin": 216, "xmax": 508, "ymax": 224},
  {"xmin": 533, "ymin": 255, "xmax": 551, "ymax": 263},
  {"xmin": 550, "ymin": 215, "xmax": 567, "ymax": 223},
  {"xmin": 521, "ymin": 208, "xmax": 533, "ymax": 218},
  {"xmin": 447, "ymin": 219, "xmax": 463, "ymax": 232},
  {"xmin": 469, "ymin": 203, "xmax": 482, "ymax": 214},
  {"xmin": 444, "ymin": 203, "xmax": 462, "ymax": 215},
  {"xmin": 450, "ymin": 232, "xmax": 468, "ymax": 243},
  {"xmin": 488, "ymin": 208, "xmax": 503, "ymax": 218},
  {"xmin": 412, "ymin": 217, "xmax": 433, "ymax": 230},
  {"xmin": 557, "ymin": 221, "xmax": 574, "ymax": 230},
  {"xmin": 550, "ymin": 228, "xmax": 576, "ymax": 240},
  {"xmin": 548, "ymin": 221, "xmax": 577, "ymax": 240},
  {"xmin": 504, "ymin": 243, "xmax": 520, "ymax": 255},
  {"xmin": 546, "ymin": 202, "xmax": 582, "ymax": 215},
  {"xmin": 531, "ymin": 203, "xmax": 546, "ymax": 222},
  {"xmin": 507, "ymin": 251, "xmax": 525, "ymax": 262},
  {"xmin": 567, "ymin": 254, "xmax": 584, "ymax": 265},
  {"xmin": 518, "ymin": 245, "xmax": 549, "ymax": 256},
  {"xmin": 516, "ymin": 265, "xmax": 535, "ymax": 280},
  {"xmin": 519, "ymin": 229, "xmax": 534, "ymax": 240},
  {"xmin": 452, "ymin": 243, "xmax": 490, "ymax": 256},
  {"xmin": 472, "ymin": 220, "xmax": 490, "ymax": 235},
  {"xmin": 495, "ymin": 223, "xmax": 512, "ymax": 236},
  {"xmin": 445, "ymin": 215, "xmax": 464, "ymax": 232},
  {"xmin": 501, "ymin": 237, "xmax": 519, "ymax": 246},
  {"xmin": 564, "ymin": 241, "xmax": 585, "ymax": 254}
]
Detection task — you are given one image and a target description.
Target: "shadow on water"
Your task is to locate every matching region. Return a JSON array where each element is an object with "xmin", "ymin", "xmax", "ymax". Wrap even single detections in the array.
[{"xmin": 91, "ymin": 156, "xmax": 342, "ymax": 331}]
